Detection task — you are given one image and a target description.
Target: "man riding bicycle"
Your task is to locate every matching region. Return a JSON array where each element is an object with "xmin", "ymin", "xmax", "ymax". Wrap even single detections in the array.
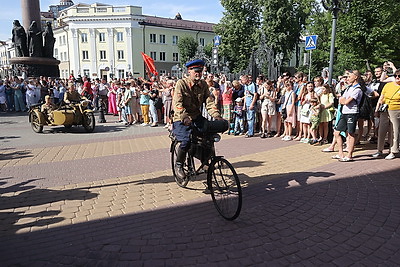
[{"xmin": 172, "ymin": 59, "xmax": 227, "ymax": 179}]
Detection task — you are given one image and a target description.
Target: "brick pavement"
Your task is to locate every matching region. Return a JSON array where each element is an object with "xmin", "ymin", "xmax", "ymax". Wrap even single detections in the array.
[{"xmin": 1, "ymin": 113, "xmax": 400, "ymax": 265}]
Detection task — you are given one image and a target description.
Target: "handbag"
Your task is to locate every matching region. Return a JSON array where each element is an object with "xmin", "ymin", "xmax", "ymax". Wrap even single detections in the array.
[
  {"xmin": 377, "ymin": 103, "xmax": 388, "ymax": 113},
  {"xmin": 378, "ymin": 88, "xmax": 400, "ymax": 112},
  {"xmin": 301, "ymin": 103, "xmax": 310, "ymax": 117},
  {"xmin": 281, "ymin": 107, "xmax": 287, "ymax": 119},
  {"xmin": 281, "ymin": 91, "xmax": 292, "ymax": 120}
]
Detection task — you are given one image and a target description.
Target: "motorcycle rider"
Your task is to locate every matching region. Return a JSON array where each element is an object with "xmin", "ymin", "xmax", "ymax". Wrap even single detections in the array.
[{"xmin": 64, "ymin": 82, "xmax": 81, "ymax": 104}]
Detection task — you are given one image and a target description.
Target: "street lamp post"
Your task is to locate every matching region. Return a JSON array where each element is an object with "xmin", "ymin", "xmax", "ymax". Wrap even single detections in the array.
[
  {"xmin": 275, "ymin": 52, "xmax": 284, "ymax": 77},
  {"xmin": 322, "ymin": 0, "xmax": 352, "ymax": 85}
]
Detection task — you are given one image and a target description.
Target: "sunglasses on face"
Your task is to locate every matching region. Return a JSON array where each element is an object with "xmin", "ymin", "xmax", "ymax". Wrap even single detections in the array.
[{"xmin": 395, "ymin": 75, "xmax": 400, "ymax": 78}]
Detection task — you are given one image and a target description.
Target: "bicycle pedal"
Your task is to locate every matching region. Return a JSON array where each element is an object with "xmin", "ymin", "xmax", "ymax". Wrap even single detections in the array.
[{"xmin": 202, "ymin": 182, "xmax": 211, "ymax": 194}]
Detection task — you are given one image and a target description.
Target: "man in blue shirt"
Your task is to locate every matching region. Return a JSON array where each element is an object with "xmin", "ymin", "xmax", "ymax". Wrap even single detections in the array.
[{"xmin": 242, "ymin": 75, "xmax": 258, "ymax": 137}]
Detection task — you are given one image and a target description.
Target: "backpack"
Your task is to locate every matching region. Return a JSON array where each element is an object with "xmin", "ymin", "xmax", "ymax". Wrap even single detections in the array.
[{"xmin": 358, "ymin": 85, "xmax": 372, "ymax": 120}]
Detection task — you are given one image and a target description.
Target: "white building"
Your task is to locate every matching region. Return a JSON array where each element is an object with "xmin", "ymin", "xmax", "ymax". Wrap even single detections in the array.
[{"xmin": 53, "ymin": 2, "xmax": 215, "ymax": 80}]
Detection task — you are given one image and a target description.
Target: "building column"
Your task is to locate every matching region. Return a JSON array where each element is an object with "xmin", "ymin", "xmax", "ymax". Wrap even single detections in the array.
[
  {"xmin": 107, "ymin": 28, "xmax": 115, "ymax": 78},
  {"xmin": 125, "ymin": 27, "xmax": 133, "ymax": 75},
  {"xmin": 89, "ymin": 28, "xmax": 97, "ymax": 77},
  {"xmin": 71, "ymin": 28, "xmax": 80, "ymax": 76}
]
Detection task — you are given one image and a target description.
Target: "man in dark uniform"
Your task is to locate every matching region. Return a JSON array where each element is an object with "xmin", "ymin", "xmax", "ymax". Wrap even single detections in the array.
[{"xmin": 172, "ymin": 59, "xmax": 226, "ymax": 179}]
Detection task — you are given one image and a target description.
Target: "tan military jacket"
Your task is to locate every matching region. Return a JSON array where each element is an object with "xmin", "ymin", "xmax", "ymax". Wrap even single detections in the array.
[
  {"xmin": 172, "ymin": 77, "xmax": 220, "ymax": 122},
  {"xmin": 64, "ymin": 90, "xmax": 81, "ymax": 104}
]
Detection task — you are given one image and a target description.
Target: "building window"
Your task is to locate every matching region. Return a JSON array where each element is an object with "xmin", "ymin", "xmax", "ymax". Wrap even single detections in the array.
[
  {"xmin": 150, "ymin": 51, "xmax": 156, "ymax": 60},
  {"xmin": 117, "ymin": 50, "xmax": 124, "ymax": 60},
  {"xmin": 99, "ymin": 32, "xmax": 106, "ymax": 42},
  {"xmin": 83, "ymin": 69, "xmax": 90, "ymax": 77},
  {"xmin": 173, "ymin": 52, "xmax": 179, "ymax": 62},
  {"xmin": 54, "ymin": 48, "xmax": 58, "ymax": 59},
  {"xmin": 82, "ymin": 50, "xmax": 89, "ymax": 60},
  {"xmin": 199, "ymin": 38, "xmax": 205, "ymax": 46},
  {"xmin": 172, "ymin": 35, "xmax": 178, "ymax": 45},
  {"xmin": 64, "ymin": 52, "xmax": 68, "ymax": 61},
  {"xmin": 60, "ymin": 52, "xmax": 63, "ymax": 61},
  {"xmin": 81, "ymin": 33, "xmax": 88, "ymax": 43},
  {"xmin": 150, "ymin": 33, "xmax": 156, "ymax": 43},
  {"xmin": 100, "ymin": 50, "xmax": 106, "ymax": 60},
  {"xmin": 96, "ymin": 7, "xmax": 107, "ymax": 12},
  {"xmin": 117, "ymin": 32, "xmax": 123, "ymax": 42},
  {"xmin": 118, "ymin": 69, "xmax": 125, "ymax": 79},
  {"xmin": 159, "ymin": 34, "xmax": 166, "ymax": 44},
  {"xmin": 159, "ymin": 52, "xmax": 166, "ymax": 61}
]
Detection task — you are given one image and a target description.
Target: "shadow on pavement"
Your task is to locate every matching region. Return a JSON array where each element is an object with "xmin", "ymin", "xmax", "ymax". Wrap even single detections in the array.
[
  {"xmin": 39, "ymin": 124, "xmax": 127, "ymax": 134},
  {"xmin": 1, "ymin": 167, "xmax": 400, "ymax": 265},
  {"xmin": 0, "ymin": 136, "xmax": 21, "ymax": 141},
  {"xmin": 0, "ymin": 148, "xmax": 32, "ymax": 161},
  {"xmin": 0, "ymin": 178, "xmax": 98, "ymax": 236},
  {"xmin": 0, "ymin": 112, "xmax": 29, "ymax": 118}
]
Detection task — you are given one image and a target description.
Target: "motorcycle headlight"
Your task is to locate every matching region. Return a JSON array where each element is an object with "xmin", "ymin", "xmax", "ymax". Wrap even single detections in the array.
[
  {"xmin": 213, "ymin": 134, "xmax": 221, "ymax": 143},
  {"xmin": 81, "ymin": 100, "xmax": 88, "ymax": 107}
]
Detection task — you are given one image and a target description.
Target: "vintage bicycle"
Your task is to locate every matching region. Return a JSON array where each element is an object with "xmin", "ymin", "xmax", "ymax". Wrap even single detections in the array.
[{"xmin": 169, "ymin": 121, "xmax": 242, "ymax": 220}]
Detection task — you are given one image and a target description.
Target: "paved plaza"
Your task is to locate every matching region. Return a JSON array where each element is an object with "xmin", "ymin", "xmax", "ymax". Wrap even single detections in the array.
[{"xmin": 1, "ymin": 112, "xmax": 400, "ymax": 266}]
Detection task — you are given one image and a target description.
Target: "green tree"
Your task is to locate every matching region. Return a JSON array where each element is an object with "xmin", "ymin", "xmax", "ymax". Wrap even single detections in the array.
[
  {"xmin": 335, "ymin": 0, "xmax": 400, "ymax": 72},
  {"xmin": 204, "ymin": 42, "xmax": 213, "ymax": 58},
  {"xmin": 302, "ymin": 2, "xmax": 333, "ymax": 78},
  {"xmin": 261, "ymin": 0, "xmax": 314, "ymax": 65},
  {"xmin": 305, "ymin": 0, "xmax": 400, "ymax": 79},
  {"xmin": 177, "ymin": 35, "xmax": 198, "ymax": 66},
  {"xmin": 215, "ymin": 0, "xmax": 260, "ymax": 73}
]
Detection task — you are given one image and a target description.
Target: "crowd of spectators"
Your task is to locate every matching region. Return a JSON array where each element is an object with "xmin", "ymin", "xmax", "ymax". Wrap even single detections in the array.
[{"xmin": 1, "ymin": 60, "xmax": 399, "ymax": 161}]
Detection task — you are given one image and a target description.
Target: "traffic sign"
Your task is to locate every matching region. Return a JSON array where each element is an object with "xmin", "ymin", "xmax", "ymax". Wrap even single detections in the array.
[
  {"xmin": 214, "ymin": 35, "xmax": 221, "ymax": 46},
  {"xmin": 305, "ymin": 35, "xmax": 318, "ymax": 51}
]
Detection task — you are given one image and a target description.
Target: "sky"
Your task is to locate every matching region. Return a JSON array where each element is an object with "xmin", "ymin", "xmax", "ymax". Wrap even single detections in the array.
[{"xmin": 0, "ymin": 0, "xmax": 224, "ymax": 41}]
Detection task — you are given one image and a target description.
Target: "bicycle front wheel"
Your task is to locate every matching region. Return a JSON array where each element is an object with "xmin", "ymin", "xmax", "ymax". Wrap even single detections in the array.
[{"xmin": 207, "ymin": 157, "xmax": 242, "ymax": 220}]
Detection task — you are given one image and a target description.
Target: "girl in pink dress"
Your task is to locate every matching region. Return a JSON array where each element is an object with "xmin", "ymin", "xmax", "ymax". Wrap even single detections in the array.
[
  {"xmin": 282, "ymin": 81, "xmax": 296, "ymax": 141},
  {"xmin": 108, "ymin": 81, "xmax": 118, "ymax": 115},
  {"xmin": 222, "ymin": 81, "xmax": 233, "ymax": 121}
]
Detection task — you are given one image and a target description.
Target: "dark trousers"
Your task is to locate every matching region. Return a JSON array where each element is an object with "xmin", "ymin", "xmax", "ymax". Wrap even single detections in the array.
[
  {"xmin": 173, "ymin": 116, "xmax": 228, "ymax": 150},
  {"xmin": 172, "ymin": 116, "xmax": 208, "ymax": 151}
]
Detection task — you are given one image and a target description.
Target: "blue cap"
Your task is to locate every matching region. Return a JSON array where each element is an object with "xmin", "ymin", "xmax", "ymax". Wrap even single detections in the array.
[{"xmin": 185, "ymin": 59, "xmax": 205, "ymax": 69}]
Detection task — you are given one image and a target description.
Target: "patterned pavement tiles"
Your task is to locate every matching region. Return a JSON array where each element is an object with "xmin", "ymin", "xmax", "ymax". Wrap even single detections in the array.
[
  {"xmin": 1, "ymin": 122, "xmax": 400, "ymax": 265},
  {"xmin": 1, "ymin": 156, "xmax": 399, "ymax": 266}
]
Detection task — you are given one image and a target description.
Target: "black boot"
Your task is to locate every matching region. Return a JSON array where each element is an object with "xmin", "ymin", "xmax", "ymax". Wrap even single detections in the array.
[{"xmin": 175, "ymin": 147, "xmax": 187, "ymax": 180}]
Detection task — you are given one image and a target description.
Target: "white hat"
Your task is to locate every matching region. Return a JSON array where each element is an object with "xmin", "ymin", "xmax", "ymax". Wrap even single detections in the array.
[{"xmin": 235, "ymin": 97, "xmax": 242, "ymax": 102}]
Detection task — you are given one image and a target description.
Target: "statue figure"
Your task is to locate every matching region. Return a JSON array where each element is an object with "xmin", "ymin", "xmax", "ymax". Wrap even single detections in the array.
[
  {"xmin": 28, "ymin": 21, "xmax": 43, "ymax": 57},
  {"xmin": 43, "ymin": 21, "xmax": 56, "ymax": 58},
  {"xmin": 11, "ymin": 20, "xmax": 28, "ymax": 57}
]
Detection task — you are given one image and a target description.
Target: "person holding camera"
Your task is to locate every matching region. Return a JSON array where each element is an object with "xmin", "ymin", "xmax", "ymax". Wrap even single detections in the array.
[{"xmin": 374, "ymin": 69, "xmax": 400, "ymax": 160}]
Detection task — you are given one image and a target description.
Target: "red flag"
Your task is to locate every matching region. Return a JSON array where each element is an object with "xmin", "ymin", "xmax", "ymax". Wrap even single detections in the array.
[{"xmin": 141, "ymin": 52, "xmax": 158, "ymax": 77}]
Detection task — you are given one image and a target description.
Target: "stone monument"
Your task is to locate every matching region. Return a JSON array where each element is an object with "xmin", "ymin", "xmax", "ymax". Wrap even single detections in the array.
[{"xmin": 9, "ymin": 0, "xmax": 60, "ymax": 77}]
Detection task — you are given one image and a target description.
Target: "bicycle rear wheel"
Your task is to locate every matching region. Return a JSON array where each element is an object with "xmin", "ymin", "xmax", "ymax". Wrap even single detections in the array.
[
  {"xmin": 171, "ymin": 141, "xmax": 190, "ymax": 187},
  {"xmin": 207, "ymin": 157, "xmax": 242, "ymax": 220}
]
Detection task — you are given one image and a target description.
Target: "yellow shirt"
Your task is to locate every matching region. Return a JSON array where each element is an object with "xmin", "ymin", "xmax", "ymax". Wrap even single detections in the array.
[{"xmin": 381, "ymin": 82, "xmax": 400, "ymax": 110}]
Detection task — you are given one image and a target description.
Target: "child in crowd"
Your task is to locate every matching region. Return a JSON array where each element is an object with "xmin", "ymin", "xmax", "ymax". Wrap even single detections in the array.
[
  {"xmin": 140, "ymin": 83, "xmax": 151, "ymax": 126},
  {"xmin": 282, "ymin": 81, "xmax": 296, "ymax": 141},
  {"xmin": 233, "ymin": 97, "xmax": 244, "ymax": 135},
  {"xmin": 319, "ymin": 84, "xmax": 335, "ymax": 144},
  {"xmin": 309, "ymin": 97, "xmax": 321, "ymax": 145},
  {"xmin": 222, "ymin": 81, "xmax": 233, "ymax": 121}
]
